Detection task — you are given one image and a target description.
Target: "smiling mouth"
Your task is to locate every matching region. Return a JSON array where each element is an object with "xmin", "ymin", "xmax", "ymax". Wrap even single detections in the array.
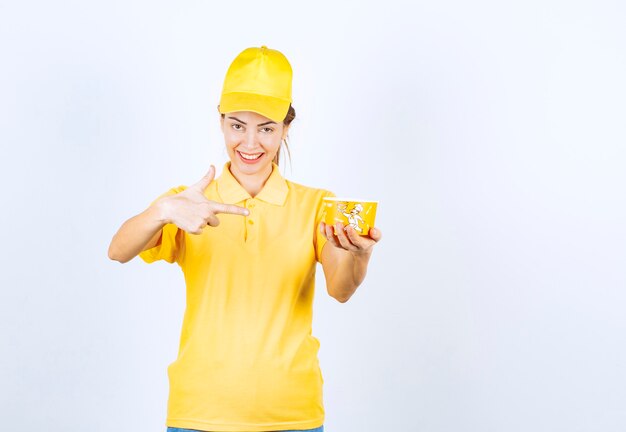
[{"xmin": 237, "ymin": 150, "xmax": 264, "ymax": 160}]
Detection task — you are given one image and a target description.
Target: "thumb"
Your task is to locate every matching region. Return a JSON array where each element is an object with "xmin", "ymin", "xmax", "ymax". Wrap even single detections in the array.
[
  {"xmin": 191, "ymin": 165, "xmax": 215, "ymax": 191},
  {"xmin": 368, "ymin": 227, "xmax": 382, "ymax": 242}
]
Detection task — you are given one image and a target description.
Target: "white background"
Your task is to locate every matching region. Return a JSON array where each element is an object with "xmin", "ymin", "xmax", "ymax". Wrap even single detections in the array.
[{"xmin": 1, "ymin": 0, "xmax": 625, "ymax": 431}]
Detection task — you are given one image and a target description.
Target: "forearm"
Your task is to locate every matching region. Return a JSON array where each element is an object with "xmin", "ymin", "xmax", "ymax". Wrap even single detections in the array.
[
  {"xmin": 326, "ymin": 251, "xmax": 372, "ymax": 303},
  {"xmin": 108, "ymin": 204, "xmax": 167, "ymax": 263}
]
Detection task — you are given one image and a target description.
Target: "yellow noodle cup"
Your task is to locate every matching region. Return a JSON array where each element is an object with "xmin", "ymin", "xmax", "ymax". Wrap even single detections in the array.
[{"xmin": 323, "ymin": 197, "xmax": 378, "ymax": 236}]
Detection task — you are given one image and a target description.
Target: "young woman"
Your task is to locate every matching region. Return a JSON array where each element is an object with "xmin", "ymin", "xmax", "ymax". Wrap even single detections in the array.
[{"xmin": 108, "ymin": 46, "xmax": 382, "ymax": 432}]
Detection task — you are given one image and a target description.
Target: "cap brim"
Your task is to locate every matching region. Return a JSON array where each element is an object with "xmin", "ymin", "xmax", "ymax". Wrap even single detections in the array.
[{"xmin": 219, "ymin": 92, "xmax": 290, "ymax": 123}]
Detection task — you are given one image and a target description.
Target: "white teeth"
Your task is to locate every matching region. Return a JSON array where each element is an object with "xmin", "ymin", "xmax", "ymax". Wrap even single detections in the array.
[{"xmin": 239, "ymin": 151, "xmax": 263, "ymax": 160}]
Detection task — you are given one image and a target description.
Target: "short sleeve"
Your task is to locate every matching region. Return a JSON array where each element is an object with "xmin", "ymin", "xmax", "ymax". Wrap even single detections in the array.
[
  {"xmin": 138, "ymin": 186, "xmax": 187, "ymax": 265},
  {"xmin": 314, "ymin": 189, "xmax": 336, "ymax": 263}
]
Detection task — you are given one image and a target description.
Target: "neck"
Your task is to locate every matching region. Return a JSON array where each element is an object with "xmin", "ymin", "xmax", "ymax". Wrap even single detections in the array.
[{"xmin": 229, "ymin": 162, "xmax": 274, "ymax": 197}]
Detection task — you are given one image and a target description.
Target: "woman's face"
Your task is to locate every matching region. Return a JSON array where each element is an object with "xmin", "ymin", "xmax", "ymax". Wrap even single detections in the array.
[{"xmin": 220, "ymin": 110, "xmax": 288, "ymax": 177}]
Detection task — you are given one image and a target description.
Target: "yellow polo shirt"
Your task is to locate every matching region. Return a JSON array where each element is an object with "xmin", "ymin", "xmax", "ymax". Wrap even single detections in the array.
[{"xmin": 139, "ymin": 161, "xmax": 335, "ymax": 432}]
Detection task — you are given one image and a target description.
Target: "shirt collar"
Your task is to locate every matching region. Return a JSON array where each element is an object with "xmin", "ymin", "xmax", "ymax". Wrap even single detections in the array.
[{"xmin": 216, "ymin": 161, "xmax": 289, "ymax": 206}]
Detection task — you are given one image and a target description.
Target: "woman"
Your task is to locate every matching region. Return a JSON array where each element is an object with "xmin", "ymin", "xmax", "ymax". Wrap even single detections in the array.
[{"xmin": 108, "ymin": 46, "xmax": 382, "ymax": 432}]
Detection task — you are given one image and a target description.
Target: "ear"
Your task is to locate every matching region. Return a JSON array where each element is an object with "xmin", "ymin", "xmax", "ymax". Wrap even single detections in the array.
[{"xmin": 281, "ymin": 124, "xmax": 290, "ymax": 140}]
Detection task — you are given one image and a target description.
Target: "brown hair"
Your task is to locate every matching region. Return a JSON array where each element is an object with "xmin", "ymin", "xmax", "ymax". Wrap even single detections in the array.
[{"xmin": 220, "ymin": 104, "xmax": 296, "ymax": 167}]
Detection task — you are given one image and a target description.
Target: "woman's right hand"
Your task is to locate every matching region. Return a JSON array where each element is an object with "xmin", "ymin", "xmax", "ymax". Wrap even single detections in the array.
[{"xmin": 155, "ymin": 165, "xmax": 249, "ymax": 235}]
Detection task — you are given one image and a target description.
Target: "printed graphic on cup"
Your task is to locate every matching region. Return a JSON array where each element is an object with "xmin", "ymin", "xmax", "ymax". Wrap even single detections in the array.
[{"xmin": 322, "ymin": 198, "xmax": 378, "ymax": 236}]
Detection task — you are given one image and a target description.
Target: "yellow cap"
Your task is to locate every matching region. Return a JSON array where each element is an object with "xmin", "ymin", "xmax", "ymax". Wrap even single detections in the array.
[{"xmin": 218, "ymin": 46, "xmax": 293, "ymax": 123}]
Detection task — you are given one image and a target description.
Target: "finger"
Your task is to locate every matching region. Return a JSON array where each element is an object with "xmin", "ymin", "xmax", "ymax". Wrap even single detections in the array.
[
  {"xmin": 368, "ymin": 227, "xmax": 382, "ymax": 242},
  {"xmin": 324, "ymin": 223, "xmax": 341, "ymax": 248},
  {"xmin": 335, "ymin": 223, "xmax": 359, "ymax": 252},
  {"xmin": 344, "ymin": 225, "xmax": 368, "ymax": 249},
  {"xmin": 205, "ymin": 214, "xmax": 220, "ymax": 227},
  {"xmin": 211, "ymin": 202, "xmax": 250, "ymax": 216},
  {"xmin": 191, "ymin": 165, "xmax": 216, "ymax": 191}
]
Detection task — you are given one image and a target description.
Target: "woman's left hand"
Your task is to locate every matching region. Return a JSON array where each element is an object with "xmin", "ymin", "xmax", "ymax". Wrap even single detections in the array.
[{"xmin": 320, "ymin": 222, "xmax": 382, "ymax": 257}]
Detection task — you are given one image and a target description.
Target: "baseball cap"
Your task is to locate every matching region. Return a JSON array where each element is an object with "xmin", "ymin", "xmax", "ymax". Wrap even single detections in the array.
[{"xmin": 218, "ymin": 46, "xmax": 293, "ymax": 123}]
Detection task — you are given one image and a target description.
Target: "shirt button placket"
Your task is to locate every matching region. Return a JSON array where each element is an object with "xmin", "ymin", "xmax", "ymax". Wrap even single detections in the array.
[{"xmin": 245, "ymin": 199, "xmax": 256, "ymax": 242}]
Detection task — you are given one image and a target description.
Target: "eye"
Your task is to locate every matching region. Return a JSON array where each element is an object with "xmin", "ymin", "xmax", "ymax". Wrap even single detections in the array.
[
  {"xmin": 231, "ymin": 123, "xmax": 243, "ymax": 131},
  {"xmin": 260, "ymin": 127, "xmax": 274, "ymax": 133}
]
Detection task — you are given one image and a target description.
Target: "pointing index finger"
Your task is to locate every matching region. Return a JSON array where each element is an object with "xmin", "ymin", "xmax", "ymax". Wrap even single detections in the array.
[{"xmin": 212, "ymin": 202, "xmax": 250, "ymax": 216}]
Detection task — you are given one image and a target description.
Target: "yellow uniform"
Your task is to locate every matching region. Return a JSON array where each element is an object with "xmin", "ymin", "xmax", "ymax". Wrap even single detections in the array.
[{"xmin": 140, "ymin": 161, "xmax": 335, "ymax": 431}]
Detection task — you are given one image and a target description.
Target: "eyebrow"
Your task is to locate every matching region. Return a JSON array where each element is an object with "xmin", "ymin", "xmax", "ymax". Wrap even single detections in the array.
[{"xmin": 227, "ymin": 116, "xmax": 277, "ymax": 126}]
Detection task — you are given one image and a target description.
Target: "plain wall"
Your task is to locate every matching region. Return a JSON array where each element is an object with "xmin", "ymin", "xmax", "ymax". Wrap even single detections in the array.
[{"xmin": 1, "ymin": 0, "xmax": 625, "ymax": 430}]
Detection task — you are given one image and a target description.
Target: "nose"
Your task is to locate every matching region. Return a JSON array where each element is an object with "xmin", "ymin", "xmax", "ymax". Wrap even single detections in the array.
[{"xmin": 240, "ymin": 129, "xmax": 261, "ymax": 150}]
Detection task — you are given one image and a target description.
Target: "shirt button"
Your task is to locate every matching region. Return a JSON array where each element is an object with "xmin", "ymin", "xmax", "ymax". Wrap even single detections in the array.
[{"xmin": 248, "ymin": 219, "xmax": 254, "ymax": 225}]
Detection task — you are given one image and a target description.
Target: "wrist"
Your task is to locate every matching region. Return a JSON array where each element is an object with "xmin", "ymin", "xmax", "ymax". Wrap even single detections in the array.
[{"xmin": 151, "ymin": 198, "xmax": 172, "ymax": 224}]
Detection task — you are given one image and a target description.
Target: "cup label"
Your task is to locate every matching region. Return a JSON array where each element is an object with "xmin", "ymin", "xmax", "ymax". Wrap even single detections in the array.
[
  {"xmin": 337, "ymin": 202, "xmax": 365, "ymax": 233},
  {"xmin": 324, "ymin": 199, "xmax": 377, "ymax": 236}
]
